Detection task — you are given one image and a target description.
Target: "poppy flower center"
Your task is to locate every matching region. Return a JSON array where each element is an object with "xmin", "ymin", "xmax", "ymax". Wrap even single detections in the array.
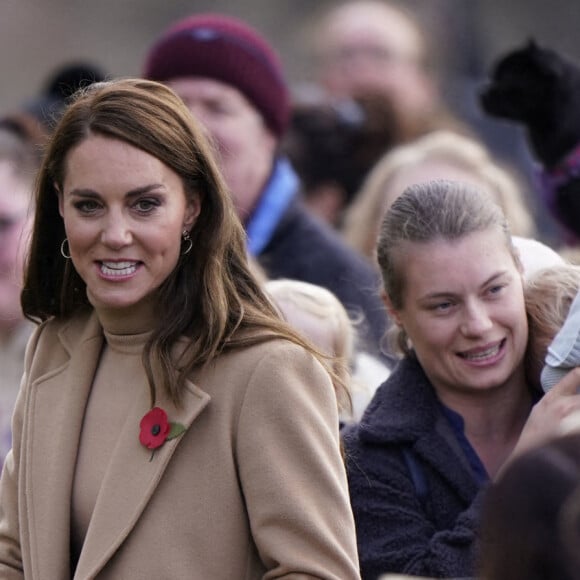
[{"xmin": 151, "ymin": 424, "xmax": 161, "ymax": 436}]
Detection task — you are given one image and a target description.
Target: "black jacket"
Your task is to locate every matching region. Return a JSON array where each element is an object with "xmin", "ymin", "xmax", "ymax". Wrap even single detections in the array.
[
  {"xmin": 343, "ymin": 357, "xmax": 485, "ymax": 579},
  {"xmin": 259, "ymin": 197, "xmax": 393, "ymax": 362}
]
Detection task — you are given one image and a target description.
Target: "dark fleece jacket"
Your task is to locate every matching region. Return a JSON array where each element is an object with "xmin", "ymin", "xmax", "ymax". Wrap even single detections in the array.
[{"xmin": 342, "ymin": 357, "xmax": 486, "ymax": 580}]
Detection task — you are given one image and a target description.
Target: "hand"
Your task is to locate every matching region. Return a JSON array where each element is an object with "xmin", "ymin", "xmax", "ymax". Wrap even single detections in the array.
[{"xmin": 498, "ymin": 367, "xmax": 580, "ymax": 479}]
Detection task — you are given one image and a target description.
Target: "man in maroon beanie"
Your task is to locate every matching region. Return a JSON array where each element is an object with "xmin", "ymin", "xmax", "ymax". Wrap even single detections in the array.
[{"xmin": 143, "ymin": 13, "xmax": 393, "ymax": 362}]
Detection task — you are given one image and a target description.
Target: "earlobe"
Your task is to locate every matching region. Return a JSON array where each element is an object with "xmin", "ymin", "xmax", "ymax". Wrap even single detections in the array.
[{"xmin": 184, "ymin": 193, "xmax": 202, "ymax": 230}]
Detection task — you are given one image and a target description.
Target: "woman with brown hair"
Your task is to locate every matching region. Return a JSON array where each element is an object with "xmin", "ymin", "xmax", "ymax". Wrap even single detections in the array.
[{"xmin": 0, "ymin": 78, "xmax": 360, "ymax": 579}]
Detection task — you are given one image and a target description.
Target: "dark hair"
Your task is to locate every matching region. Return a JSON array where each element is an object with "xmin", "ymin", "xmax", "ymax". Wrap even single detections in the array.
[
  {"xmin": 22, "ymin": 78, "xmax": 328, "ymax": 407},
  {"xmin": 283, "ymin": 93, "xmax": 402, "ymax": 207},
  {"xmin": 0, "ymin": 121, "xmax": 42, "ymax": 182},
  {"xmin": 480, "ymin": 433, "xmax": 580, "ymax": 580},
  {"xmin": 22, "ymin": 61, "xmax": 107, "ymax": 134},
  {"xmin": 376, "ymin": 180, "xmax": 519, "ymax": 355}
]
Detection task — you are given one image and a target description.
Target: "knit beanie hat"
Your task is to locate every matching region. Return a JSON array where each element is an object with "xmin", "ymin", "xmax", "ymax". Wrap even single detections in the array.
[{"xmin": 143, "ymin": 14, "xmax": 290, "ymax": 139}]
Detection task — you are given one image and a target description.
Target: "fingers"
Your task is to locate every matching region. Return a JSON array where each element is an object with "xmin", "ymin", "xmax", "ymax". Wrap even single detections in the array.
[
  {"xmin": 560, "ymin": 410, "xmax": 580, "ymax": 435},
  {"xmin": 503, "ymin": 369, "xmax": 580, "ymax": 472}
]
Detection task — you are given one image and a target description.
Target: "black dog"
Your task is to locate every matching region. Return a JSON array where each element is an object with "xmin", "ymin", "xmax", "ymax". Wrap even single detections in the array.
[
  {"xmin": 480, "ymin": 40, "xmax": 580, "ymax": 236},
  {"xmin": 480, "ymin": 40, "xmax": 580, "ymax": 168}
]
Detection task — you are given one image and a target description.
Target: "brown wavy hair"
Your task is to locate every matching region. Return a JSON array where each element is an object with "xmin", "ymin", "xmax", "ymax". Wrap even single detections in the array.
[{"xmin": 22, "ymin": 78, "xmax": 344, "ymax": 408}]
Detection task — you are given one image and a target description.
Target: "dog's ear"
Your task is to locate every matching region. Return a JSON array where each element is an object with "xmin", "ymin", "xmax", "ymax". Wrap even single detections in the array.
[
  {"xmin": 536, "ymin": 45, "xmax": 572, "ymax": 82},
  {"xmin": 518, "ymin": 39, "xmax": 570, "ymax": 83},
  {"xmin": 526, "ymin": 37, "xmax": 539, "ymax": 52}
]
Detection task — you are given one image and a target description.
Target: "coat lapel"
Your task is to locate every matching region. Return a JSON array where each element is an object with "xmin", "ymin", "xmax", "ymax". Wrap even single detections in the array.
[
  {"xmin": 25, "ymin": 313, "xmax": 103, "ymax": 580},
  {"xmin": 360, "ymin": 357, "xmax": 480, "ymax": 504},
  {"xmin": 413, "ymin": 422, "xmax": 481, "ymax": 504},
  {"xmin": 73, "ymin": 377, "xmax": 210, "ymax": 579}
]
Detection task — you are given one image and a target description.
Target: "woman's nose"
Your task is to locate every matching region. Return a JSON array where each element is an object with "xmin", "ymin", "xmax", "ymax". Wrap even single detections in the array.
[
  {"xmin": 100, "ymin": 214, "xmax": 132, "ymax": 248},
  {"xmin": 460, "ymin": 302, "xmax": 493, "ymax": 336}
]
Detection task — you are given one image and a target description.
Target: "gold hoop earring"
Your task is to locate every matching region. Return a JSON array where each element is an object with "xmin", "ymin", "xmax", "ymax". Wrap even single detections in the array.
[
  {"xmin": 181, "ymin": 229, "xmax": 192, "ymax": 255},
  {"xmin": 60, "ymin": 238, "xmax": 71, "ymax": 259}
]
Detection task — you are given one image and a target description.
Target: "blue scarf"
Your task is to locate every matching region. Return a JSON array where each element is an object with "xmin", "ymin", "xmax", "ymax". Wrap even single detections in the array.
[{"xmin": 246, "ymin": 157, "xmax": 299, "ymax": 256}]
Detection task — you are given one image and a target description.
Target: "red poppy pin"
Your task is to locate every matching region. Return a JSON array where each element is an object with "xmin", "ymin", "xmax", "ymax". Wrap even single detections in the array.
[{"xmin": 139, "ymin": 406, "xmax": 186, "ymax": 460}]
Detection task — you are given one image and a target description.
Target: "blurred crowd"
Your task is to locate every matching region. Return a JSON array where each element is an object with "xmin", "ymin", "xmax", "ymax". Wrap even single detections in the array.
[{"xmin": 3, "ymin": 1, "xmax": 580, "ymax": 579}]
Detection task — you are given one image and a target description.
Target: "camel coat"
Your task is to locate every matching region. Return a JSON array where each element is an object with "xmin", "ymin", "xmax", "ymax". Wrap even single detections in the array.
[{"xmin": 0, "ymin": 311, "xmax": 360, "ymax": 579}]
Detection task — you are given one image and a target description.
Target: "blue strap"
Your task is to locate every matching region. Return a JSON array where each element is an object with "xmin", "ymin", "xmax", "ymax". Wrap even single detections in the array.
[
  {"xmin": 440, "ymin": 404, "xmax": 489, "ymax": 485},
  {"xmin": 246, "ymin": 157, "xmax": 299, "ymax": 256}
]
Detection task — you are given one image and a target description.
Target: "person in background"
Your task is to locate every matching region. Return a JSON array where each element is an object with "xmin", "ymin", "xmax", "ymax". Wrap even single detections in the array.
[
  {"xmin": 479, "ymin": 433, "xmax": 580, "ymax": 580},
  {"xmin": 308, "ymin": 0, "xmax": 545, "ymax": 240},
  {"xmin": 0, "ymin": 121, "xmax": 39, "ymax": 468},
  {"xmin": 342, "ymin": 130, "xmax": 537, "ymax": 263},
  {"xmin": 0, "ymin": 78, "xmax": 361, "ymax": 579},
  {"xmin": 266, "ymin": 278, "xmax": 390, "ymax": 423},
  {"xmin": 309, "ymin": 0, "xmax": 446, "ymax": 136},
  {"xmin": 143, "ymin": 12, "xmax": 393, "ymax": 362},
  {"xmin": 282, "ymin": 92, "xmax": 406, "ymax": 228},
  {"xmin": 23, "ymin": 61, "xmax": 107, "ymax": 134},
  {"xmin": 343, "ymin": 180, "xmax": 580, "ymax": 579}
]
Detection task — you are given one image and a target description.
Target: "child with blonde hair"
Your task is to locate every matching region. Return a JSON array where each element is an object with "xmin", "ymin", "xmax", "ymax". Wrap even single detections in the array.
[
  {"xmin": 265, "ymin": 279, "xmax": 389, "ymax": 422},
  {"xmin": 525, "ymin": 264, "xmax": 580, "ymax": 392}
]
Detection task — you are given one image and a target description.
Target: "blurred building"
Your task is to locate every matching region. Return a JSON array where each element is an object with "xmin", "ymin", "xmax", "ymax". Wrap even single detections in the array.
[
  {"xmin": 2, "ymin": 0, "xmax": 577, "ymax": 245},
  {"xmin": 2, "ymin": 0, "xmax": 580, "ymax": 113}
]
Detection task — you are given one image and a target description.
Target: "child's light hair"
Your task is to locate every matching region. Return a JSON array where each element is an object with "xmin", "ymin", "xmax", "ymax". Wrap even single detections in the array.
[
  {"xmin": 525, "ymin": 264, "xmax": 580, "ymax": 389},
  {"xmin": 265, "ymin": 279, "xmax": 354, "ymax": 415}
]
